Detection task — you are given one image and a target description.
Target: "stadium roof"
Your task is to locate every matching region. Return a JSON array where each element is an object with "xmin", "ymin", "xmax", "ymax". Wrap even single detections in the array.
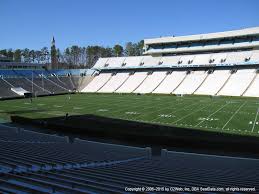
[{"xmin": 144, "ymin": 27, "xmax": 259, "ymax": 45}]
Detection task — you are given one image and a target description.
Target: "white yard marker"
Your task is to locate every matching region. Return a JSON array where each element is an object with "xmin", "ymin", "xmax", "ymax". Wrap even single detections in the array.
[
  {"xmin": 159, "ymin": 114, "xmax": 175, "ymax": 118},
  {"xmin": 125, "ymin": 112, "xmax": 139, "ymax": 115},
  {"xmin": 152, "ymin": 101, "xmax": 201, "ymax": 122},
  {"xmin": 54, "ymin": 105, "xmax": 63, "ymax": 108},
  {"xmin": 222, "ymin": 101, "xmax": 247, "ymax": 130},
  {"xmin": 195, "ymin": 102, "xmax": 229, "ymax": 127},
  {"xmin": 97, "ymin": 109, "xmax": 108, "ymax": 112},
  {"xmin": 172, "ymin": 103, "xmax": 213, "ymax": 124},
  {"xmin": 251, "ymin": 108, "xmax": 259, "ymax": 133},
  {"xmin": 73, "ymin": 107, "xmax": 83, "ymax": 110}
]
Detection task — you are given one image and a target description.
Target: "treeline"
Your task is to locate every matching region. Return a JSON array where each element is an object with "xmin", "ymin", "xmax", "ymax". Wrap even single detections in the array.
[{"xmin": 0, "ymin": 40, "xmax": 144, "ymax": 68}]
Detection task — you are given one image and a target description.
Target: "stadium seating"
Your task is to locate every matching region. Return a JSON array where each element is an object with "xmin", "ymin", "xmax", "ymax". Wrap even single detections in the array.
[
  {"xmin": 226, "ymin": 51, "xmax": 252, "ymax": 64},
  {"xmin": 204, "ymin": 52, "xmax": 227, "ymax": 65},
  {"xmin": 82, "ymin": 73, "xmax": 112, "ymax": 93},
  {"xmin": 243, "ymin": 73, "xmax": 259, "ymax": 97},
  {"xmin": 1, "ymin": 124, "xmax": 259, "ymax": 193},
  {"xmin": 11, "ymin": 87, "xmax": 29, "ymax": 96},
  {"xmin": 178, "ymin": 55, "xmax": 196, "ymax": 66},
  {"xmin": 91, "ymin": 58, "xmax": 109, "ymax": 69},
  {"xmin": 6, "ymin": 78, "xmax": 49, "ymax": 96},
  {"xmin": 54, "ymin": 76, "xmax": 75, "ymax": 90},
  {"xmin": 159, "ymin": 56, "xmax": 181, "ymax": 67},
  {"xmin": 0, "ymin": 69, "xmax": 91, "ymax": 98},
  {"xmin": 193, "ymin": 53, "xmax": 211, "ymax": 65},
  {"xmin": 0, "ymin": 79, "xmax": 18, "ymax": 98},
  {"xmin": 217, "ymin": 69, "xmax": 255, "ymax": 96},
  {"xmin": 98, "ymin": 72, "xmax": 129, "ymax": 93},
  {"xmin": 43, "ymin": 77, "xmax": 70, "ymax": 93},
  {"xmin": 251, "ymin": 50, "xmax": 259, "ymax": 63},
  {"xmin": 152, "ymin": 71, "xmax": 187, "ymax": 94},
  {"xmin": 173, "ymin": 70, "xmax": 208, "ymax": 94},
  {"xmin": 141, "ymin": 56, "xmax": 161, "ymax": 67},
  {"xmin": 104, "ymin": 57, "xmax": 125, "ymax": 68},
  {"xmin": 123, "ymin": 56, "xmax": 143, "ymax": 67},
  {"xmin": 195, "ymin": 70, "xmax": 231, "ymax": 95},
  {"xmin": 77, "ymin": 76, "xmax": 95, "ymax": 91},
  {"xmin": 115, "ymin": 72, "xmax": 148, "ymax": 93},
  {"xmin": 133, "ymin": 71, "xmax": 167, "ymax": 93}
]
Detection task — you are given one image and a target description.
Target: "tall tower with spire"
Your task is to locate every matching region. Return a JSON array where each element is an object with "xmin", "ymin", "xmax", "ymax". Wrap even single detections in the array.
[{"xmin": 50, "ymin": 36, "xmax": 58, "ymax": 69}]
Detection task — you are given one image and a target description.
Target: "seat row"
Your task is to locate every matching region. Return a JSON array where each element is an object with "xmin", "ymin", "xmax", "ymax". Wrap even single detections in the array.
[{"xmin": 82, "ymin": 68, "xmax": 259, "ymax": 97}]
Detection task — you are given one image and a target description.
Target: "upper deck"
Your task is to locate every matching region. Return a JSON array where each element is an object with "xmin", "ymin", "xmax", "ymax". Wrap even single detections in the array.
[{"xmin": 144, "ymin": 27, "xmax": 259, "ymax": 55}]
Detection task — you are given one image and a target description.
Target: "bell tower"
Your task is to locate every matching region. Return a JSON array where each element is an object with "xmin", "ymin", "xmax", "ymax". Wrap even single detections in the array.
[{"xmin": 50, "ymin": 36, "xmax": 58, "ymax": 69}]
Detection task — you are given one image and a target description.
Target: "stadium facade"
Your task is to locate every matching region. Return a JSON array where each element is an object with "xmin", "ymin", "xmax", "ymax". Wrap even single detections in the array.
[{"xmin": 82, "ymin": 27, "xmax": 259, "ymax": 97}]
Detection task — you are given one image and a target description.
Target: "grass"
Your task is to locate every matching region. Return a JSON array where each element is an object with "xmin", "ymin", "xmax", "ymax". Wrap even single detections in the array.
[{"xmin": 1, "ymin": 93, "xmax": 259, "ymax": 137}]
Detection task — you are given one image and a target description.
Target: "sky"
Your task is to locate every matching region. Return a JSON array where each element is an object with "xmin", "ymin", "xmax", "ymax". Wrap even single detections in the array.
[{"xmin": 1, "ymin": 0, "xmax": 259, "ymax": 50}]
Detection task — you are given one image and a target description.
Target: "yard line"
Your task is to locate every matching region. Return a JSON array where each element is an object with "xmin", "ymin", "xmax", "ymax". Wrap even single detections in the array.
[
  {"xmin": 150, "ymin": 101, "xmax": 201, "ymax": 122},
  {"xmin": 222, "ymin": 101, "xmax": 247, "ymax": 130},
  {"xmin": 172, "ymin": 102, "xmax": 217, "ymax": 124},
  {"xmin": 195, "ymin": 102, "xmax": 230, "ymax": 127},
  {"xmin": 131, "ymin": 100, "xmax": 188, "ymax": 120},
  {"xmin": 251, "ymin": 108, "xmax": 259, "ymax": 133}
]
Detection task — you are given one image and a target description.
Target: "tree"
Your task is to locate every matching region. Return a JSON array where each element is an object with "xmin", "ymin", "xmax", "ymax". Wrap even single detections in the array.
[
  {"xmin": 40, "ymin": 47, "xmax": 49, "ymax": 63},
  {"xmin": 0, "ymin": 39, "xmax": 144, "ymax": 67},
  {"xmin": 70, "ymin": 45, "xmax": 80, "ymax": 65},
  {"xmin": 113, "ymin": 44, "xmax": 123, "ymax": 57},
  {"xmin": 29, "ymin": 50, "xmax": 36, "ymax": 63},
  {"xmin": 0, "ymin": 49, "xmax": 7, "ymax": 57},
  {"xmin": 7, "ymin": 49, "xmax": 14, "ymax": 60},
  {"xmin": 22, "ymin": 48, "xmax": 30, "ymax": 63},
  {"xmin": 35, "ymin": 50, "xmax": 42, "ymax": 63},
  {"xmin": 56, "ymin": 48, "xmax": 62, "ymax": 63},
  {"xmin": 124, "ymin": 40, "xmax": 144, "ymax": 56},
  {"xmin": 14, "ymin": 49, "xmax": 22, "ymax": 62},
  {"xmin": 136, "ymin": 40, "xmax": 144, "ymax": 56},
  {"xmin": 125, "ymin": 42, "xmax": 135, "ymax": 56}
]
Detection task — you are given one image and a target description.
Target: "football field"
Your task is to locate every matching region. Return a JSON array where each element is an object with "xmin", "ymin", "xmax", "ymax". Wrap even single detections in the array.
[{"xmin": 1, "ymin": 93, "xmax": 259, "ymax": 137}]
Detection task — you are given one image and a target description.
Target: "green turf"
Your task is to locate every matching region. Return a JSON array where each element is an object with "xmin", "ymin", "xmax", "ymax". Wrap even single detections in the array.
[{"xmin": 1, "ymin": 93, "xmax": 259, "ymax": 137}]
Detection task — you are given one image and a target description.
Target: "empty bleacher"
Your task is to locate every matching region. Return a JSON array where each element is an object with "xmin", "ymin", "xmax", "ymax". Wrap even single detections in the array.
[
  {"xmin": 173, "ymin": 70, "xmax": 208, "ymax": 95},
  {"xmin": 123, "ymin": 56, "xmax": 143, "ymax": 67},
  {"xmin": 98, "ymin": 72, "xmax": 129, "ymax": 93},
  {"xmin": 0, "ymin": 69, "xmax": 91, "ymax": 98},
  {"xmin": 217, "ymin": 69, "xmax": 255, "ymax": 96},
  {"xmin": 243, "ymin": 73, "xmax": 259, "ymax": 97},
  {"xmin": 82, "ymin": 73, "xmax": 112, "ymax": 93},
  {"xmin": 104, "ymin": 57, "xmax": 125, "ymax": 68},
  {"xmin": 0, "ymin": 79, "xmax": 18, "ymax": 98},
  {"xmin": 195, "ymin": 70, "xmax": 231, "ymax": 95},
  {"xmin": 141, "ymin": 56, "xmax": 161, "ymax": 67},
  {"xmin": 152, "ymin": 71, "xmax": 187, "ymax": 94},
  {"xmin": 133, "ymin": 71, "xmax": 167, "ymax": 93},
  {"xmin": 115, "ymin": 72, "xmax": 148, "ymax": 93},
  {"xmin": 159, "ymin": 56, "xmax": 180, "ymax": 67},
  {"xmin": 1, "ymin": 124, "xmax": 259, "ymax": 193}
]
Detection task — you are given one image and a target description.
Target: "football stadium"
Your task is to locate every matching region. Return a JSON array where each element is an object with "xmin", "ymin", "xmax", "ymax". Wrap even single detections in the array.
[
  {"xmin": 0, "ymin": 27, "xmax": 259, "ymax": 193},
  {"xmin": 1, "ymin": 0, "xmax": 259, "ymax": 192}
]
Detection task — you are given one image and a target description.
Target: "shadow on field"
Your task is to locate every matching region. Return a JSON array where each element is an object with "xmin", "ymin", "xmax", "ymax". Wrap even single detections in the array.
[
  {"xmin": 11, "ymin": 114, "xmax": 259, "ymax": 155},
  {"xmin": 4, "ymin": 109, "xmax": 47, "ymax": 115}
]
